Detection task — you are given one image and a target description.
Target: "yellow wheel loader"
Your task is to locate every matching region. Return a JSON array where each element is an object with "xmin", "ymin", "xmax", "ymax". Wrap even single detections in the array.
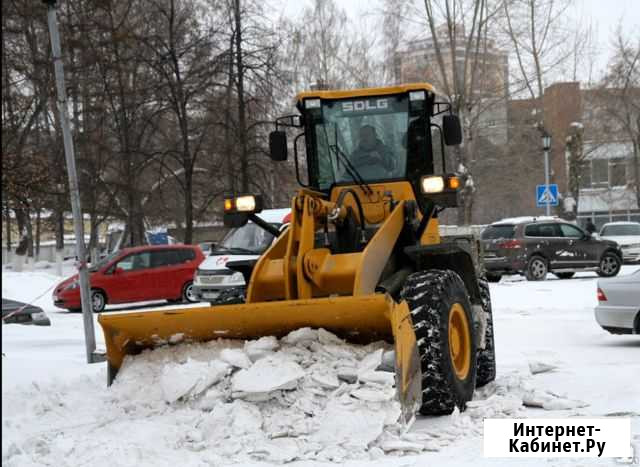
[{"xmin": 98, "ymin": 83, "xmax": 496, "ymax": 419}]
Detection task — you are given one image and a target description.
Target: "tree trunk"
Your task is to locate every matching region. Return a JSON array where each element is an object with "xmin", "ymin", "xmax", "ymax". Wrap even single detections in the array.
[
  {"xmin": 234, "ymin": 0, "xmax": 249, "ymax": 192},
  {"xmin": 55, "ymin": 205, "xmax": 65, "ymax": 251},
  {"xmin": 184, "ymin": 174, "xmax": 193, "ymax": 244},
  {"xmin": 4, "ymin": 204, "xmax": 11, "ymax": 259},
  {"xmin": 35, "ymin": 208, "xmax": 41, "ymax": 259}
]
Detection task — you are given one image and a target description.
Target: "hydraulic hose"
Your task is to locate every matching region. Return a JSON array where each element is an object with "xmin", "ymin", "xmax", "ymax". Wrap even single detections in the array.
[{"xmin": 334, "ymin": 188, "xmax": 366, "ymax": 232}]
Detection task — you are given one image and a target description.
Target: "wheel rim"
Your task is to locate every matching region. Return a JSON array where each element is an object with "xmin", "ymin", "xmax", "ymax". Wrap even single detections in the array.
[
  {"xmin": 185, "ymin": 284, "xmax": 196, "ymax": 302},
  {"xmin": 600, "ymin": 255, "xmax": 618, "ymax": 275},
  {"xmin": 448, "ymin": 303, "xmax": 471, "ymax": 380},
  {"xmin": 92, "ymin": 292, "xmax": 104, "ymax": 311},
  {"xmin": 531, "ymin": 258, "xmax": 546, "ymax": 279}
]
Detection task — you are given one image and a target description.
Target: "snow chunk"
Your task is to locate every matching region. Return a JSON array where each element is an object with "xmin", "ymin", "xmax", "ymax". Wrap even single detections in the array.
[
  {"xmin": 160, "ymin": 359, "xmax": 230, "ymax": 403},
  {"xmin": 160, "ymin": 360, "xmax": 205, "ymax": 403},
  {"xmin": 219, "ymin": 348, "xmax": 251, "ymax": 369},
  {"xmin": 358, "ymin": 349, "xmax": 384, "ymax": 378},
  {"xmin": 244, "ymin": 336, "xmax": 278, "ymax": 362},
  {"xmin": 529, "ymin": 360, "xmax": 559, "ymax": 375},
  {"xmin": 231, "ymin": 355, "xmax": 304, "ymax": 394},
  {"xmin": 281, "ymin": 327, "xmax": 318, "ymax": 345},
  {"xmin": 312, "ymin": 400, "xmax": 385, "ymax": 449}
]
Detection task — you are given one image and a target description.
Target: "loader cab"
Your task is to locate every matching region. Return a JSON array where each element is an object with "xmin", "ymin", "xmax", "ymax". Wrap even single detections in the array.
[
  {"xmin": 301, "ymin": 89, "xmax": 434, "ymax": 192},
  {"xmin": 270, "ymin": 83, "xmax": 461, "ymax": 200}
]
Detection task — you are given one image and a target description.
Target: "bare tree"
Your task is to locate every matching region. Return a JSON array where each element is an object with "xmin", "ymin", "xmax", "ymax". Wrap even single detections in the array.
[
  {"xmin": 422, "ymin": 0, "xmax": 505, "ymax": 224},
  {"xmin": 595, "ymin": 28, "xmax": 640, "ymax": 207}
]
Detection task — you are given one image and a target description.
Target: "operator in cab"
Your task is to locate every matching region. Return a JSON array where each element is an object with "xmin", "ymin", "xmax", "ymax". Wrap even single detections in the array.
[{"xmin": 350, "ymin": 124, "xmax": 396, "ymax": 175}]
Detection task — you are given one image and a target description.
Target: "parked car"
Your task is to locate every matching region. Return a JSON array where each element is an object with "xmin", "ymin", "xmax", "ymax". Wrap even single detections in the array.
[
  {"xmin": 599, "ymin": 221, "xmax": 640, "ymax": 264},
  {"xmin": 481, "ymin": 216, "xmax": 623, "ymax": 281},
  {"xmin": 2, "ymin": 299, "xmax": 51, "ymax": 326},
  {"xmin": 193, "ymin": 209, "xmax": 291, "ymax": 304},
  {"xmin": 53, "ymin": 244, "xmax": 205, "ymax": 312},
  {"xmin": 595, "ymin": 269, "xmax": 640, "ymax": 335}
]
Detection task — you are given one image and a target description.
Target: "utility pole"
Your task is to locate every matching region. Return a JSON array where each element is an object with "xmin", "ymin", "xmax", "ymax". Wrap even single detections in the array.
[
  {"xmin": 43, "ymin": 0, "xmax": 104, "ymax": 364},
  {"xmin": 542, "ymin": 133, "xmax": 552, "ymax": 216}
]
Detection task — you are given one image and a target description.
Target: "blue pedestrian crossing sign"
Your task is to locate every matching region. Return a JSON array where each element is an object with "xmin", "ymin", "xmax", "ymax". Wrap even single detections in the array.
[{"xmin": 536, "ymin": 184, "xmax": 559, "ymax": 207}]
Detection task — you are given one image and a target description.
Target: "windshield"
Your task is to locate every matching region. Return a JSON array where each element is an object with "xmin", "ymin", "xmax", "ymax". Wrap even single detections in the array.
[
  {"xmin": 213, "ymin": 222, "xmax": 279, "ymax": 255},
  {"xmin": 312, "ymin": 96, "xmax": 412, "ymax": 190},
  {"xmin": 482, "ymin": 225, "xmax": 516, "ymax": 240},
  {"xmin": 600, "ymin": 224, "xmax": 640, "ymax": 236},
  {"xmin": 90, "ymin": 251, "xmax": 120, "ymax": 272}
]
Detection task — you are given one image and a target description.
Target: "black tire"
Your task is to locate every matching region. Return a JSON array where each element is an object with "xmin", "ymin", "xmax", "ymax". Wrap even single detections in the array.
[
  {"xmin": 400, "ymin": 269, "xmax": 477, "ymax": 415},
  {"xmin": 476, "ymin": 279, "xmax": 496, "ymax": 387},
  {"xmin": 91, "ymin": 289, "xmax": 106, "ymax": 313},
  {"xmin": 597, "ymin": 251, "xmax": 621, "ymax": 277},
  {"xmin": 554, "ymin": 272, "xmax": 575, "ymax": 279},
  {"xmin": 485, "ymin": 273, "xmax": 502, "ymax": 283},
  {"xmin": 182, "ymin": 281, "xmax": 199, "ymax": 303},
  {"xmin": 525, "ymin": 255, "xmax": 548, "ymax": 281}
]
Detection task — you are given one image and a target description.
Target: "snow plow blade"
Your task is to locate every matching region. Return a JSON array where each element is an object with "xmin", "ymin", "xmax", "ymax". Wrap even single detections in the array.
[{"xmin": 98, "ymin": 294, "xmax": 421, "ymax": 418}]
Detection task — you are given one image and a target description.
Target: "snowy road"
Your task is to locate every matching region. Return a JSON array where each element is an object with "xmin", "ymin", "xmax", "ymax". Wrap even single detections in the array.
[{"xmin": 2, "ymin": 264, "xmax": 639, "ymax": 466}]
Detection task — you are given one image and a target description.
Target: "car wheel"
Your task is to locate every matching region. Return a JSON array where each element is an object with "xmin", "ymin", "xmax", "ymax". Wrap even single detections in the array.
[
  {"xmin": 597, "ymin": 252, "xmax": 621, "ymax": 277},
  {"xmin": 554, "ymin": 272, "xmax": 575, "ymax": 279},
  {"xmin": 182, "ymin": 281, "xmax": 198, "ymax": 303},
  {"xmin": 525, "ymin": 256, "xmax": 547, "ymax": 281},
  {"xmin": 91, "ymin": 290, "xmax": 106, "ymax": 313},
  {"xmin": 485, "ymin": 273, "xmax": 502, "ymax": 283}
]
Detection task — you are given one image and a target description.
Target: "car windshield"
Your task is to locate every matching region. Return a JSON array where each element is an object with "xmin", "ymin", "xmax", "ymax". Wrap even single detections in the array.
[
  {"xmin": 213, "ymin": 222, "xmax": 279, "ymax": 255},
  {"xmin": 481, "ymin": 225, "xmax": 516, "ymax": 240},
  {"xmin": 311, "ymin": 96, "xmax": 411, "ymax": 189},
  {"xmin": 600, "ymin": 224, "xmax": 640, "ymax": 236},
  {"xmin": 89, "ymin": 251, "xmax": 120, "ymax": 272}
]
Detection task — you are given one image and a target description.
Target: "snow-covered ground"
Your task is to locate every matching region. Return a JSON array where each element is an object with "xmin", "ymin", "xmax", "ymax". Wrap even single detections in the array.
[{"xmin": 2, "ymin": 263, "xmax": 639, "ymax": 466}]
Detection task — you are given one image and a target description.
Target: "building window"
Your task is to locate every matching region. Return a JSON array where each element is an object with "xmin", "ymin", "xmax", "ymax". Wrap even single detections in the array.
[
  {"xmin": 591, "ymin": 159, "xmax": 608, "ymax": 187},
  {"xmin": 610, "ymin": 159, "xmax": 627, "ymax": 187}
]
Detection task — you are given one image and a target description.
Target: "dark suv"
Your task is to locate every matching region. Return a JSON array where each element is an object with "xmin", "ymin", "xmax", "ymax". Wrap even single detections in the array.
[{"xmin": 481, "ymin": 217, "xmax": 622, "ymax": 281}]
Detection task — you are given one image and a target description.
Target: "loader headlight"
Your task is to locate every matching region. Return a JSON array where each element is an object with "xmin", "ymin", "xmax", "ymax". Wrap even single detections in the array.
[
  {"xmin": 421, "ymin": 176, "xmax": 445, "ymax": 193},
  {"xmin": 420, "ymin": 175, "xmax": 461, "ymax": 194},
  {"xmin": 223, "ymin": 194, "xmax": 263, "ymax": 214}
]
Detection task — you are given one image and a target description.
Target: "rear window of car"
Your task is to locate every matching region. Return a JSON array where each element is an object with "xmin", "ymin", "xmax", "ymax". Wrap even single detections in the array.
[
  {"xmin": 600, "ymin": 224, "xmax": 640, "ymax": 236},
  {"xmin": 481, "ymin": 225, "xmax": 515, "ymax": 240}
]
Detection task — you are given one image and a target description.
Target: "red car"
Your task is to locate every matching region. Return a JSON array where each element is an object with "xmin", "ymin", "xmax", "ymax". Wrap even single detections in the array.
[{"xmin": 53, "ymin": 245, "xmax": 204, "ymax": 312}]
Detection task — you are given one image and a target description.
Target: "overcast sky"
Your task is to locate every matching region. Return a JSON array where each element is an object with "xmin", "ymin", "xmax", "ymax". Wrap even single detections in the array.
[{"xmin": 275, "ymin": 0, "xmax": 639, "ymax": 81}]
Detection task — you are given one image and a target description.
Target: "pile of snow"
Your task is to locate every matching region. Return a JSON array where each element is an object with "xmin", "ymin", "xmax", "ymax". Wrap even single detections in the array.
[{"xmin": 2, "ymin": 326, "xmax": 549, "ymax": 466}]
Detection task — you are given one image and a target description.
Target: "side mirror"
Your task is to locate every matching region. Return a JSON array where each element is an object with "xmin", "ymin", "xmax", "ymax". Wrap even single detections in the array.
[
  {"xmin": 114, "ymin": 267, "xmax": 124, "ymax": 275},
  {"xmin": 443, "ymin": 115, "xmax": 462, "ymax": 146},
  {"xmin": 269, "ymin": 131, "xmax": 288, "ymax": 161}
]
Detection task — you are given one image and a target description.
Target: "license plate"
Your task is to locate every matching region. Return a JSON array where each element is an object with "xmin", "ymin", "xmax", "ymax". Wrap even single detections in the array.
[{"xmin": 202, "ymin": 292, "xmax": 220, "ymax": 299}]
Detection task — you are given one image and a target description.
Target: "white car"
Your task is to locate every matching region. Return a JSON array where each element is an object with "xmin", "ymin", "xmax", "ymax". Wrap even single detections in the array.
[
  {"xmin": 599, "ymin": 221, "xmax": 640, "ymax": 263},
  {"xmin": 595, "ymin": 269, "xmax": 640, "ymax": 335},
  {"xmin": 192, "ymin": 208, "xmax": 290, "ymax": 304}
]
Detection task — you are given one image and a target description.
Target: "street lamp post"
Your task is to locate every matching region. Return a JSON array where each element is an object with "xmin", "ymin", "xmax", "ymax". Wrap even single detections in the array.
[
  {"xmin": 43, "ymin": 0, "xmax": 104, "ymax": 364},
  {"xmin": 542, "ymin": 133, "xmax": 552, "ymax": 216}
]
